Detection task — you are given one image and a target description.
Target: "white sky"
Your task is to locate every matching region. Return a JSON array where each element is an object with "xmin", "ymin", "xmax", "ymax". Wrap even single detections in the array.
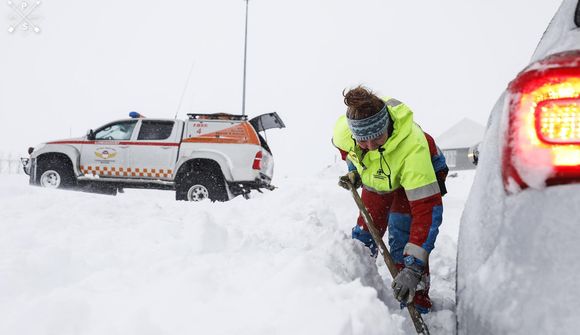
[{"xmin": 0, "ymin": 0, "xmax": 563, "ymax": 177}]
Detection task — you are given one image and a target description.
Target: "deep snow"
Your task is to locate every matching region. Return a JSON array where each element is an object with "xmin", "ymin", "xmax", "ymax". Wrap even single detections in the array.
[{"xmin": 0, "ymin": 167, "xmax": 475, "ymax": 334}]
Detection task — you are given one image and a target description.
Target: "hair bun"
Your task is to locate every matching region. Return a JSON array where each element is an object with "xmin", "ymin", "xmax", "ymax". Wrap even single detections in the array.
[
  {"xmin": 343, "ymin": 86, "xmax": 384, "ymax": 120},
  {"xmin": 343, "ymin": 86, "xmax": 373, "ymax": 110}
]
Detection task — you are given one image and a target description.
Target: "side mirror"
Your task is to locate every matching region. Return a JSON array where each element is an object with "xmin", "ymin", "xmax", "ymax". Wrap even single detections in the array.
[
  {"xmin": 468, "ymin": 143, "xmax": 480, "ymax": 166},
  {"xmin": 87, "ymin": 129, "xmax": 95, "ymax": 140}
]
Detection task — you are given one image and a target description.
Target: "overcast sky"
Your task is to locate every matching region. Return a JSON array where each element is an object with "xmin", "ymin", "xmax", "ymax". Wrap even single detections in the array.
[{"xmin": 0, "ymin": 0, "xmax": 563, "ymax": 177}]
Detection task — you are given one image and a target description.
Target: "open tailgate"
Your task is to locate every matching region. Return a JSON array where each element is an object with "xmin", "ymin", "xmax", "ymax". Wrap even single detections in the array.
[{"xmin": 249, "ymin": 112, "xmax": 286, "ymax": 132}]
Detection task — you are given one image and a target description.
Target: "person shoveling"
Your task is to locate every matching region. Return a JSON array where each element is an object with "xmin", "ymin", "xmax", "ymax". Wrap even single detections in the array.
[{"xmin": 332, "ymin": 86, "xmax": 449, "ymax": 333}]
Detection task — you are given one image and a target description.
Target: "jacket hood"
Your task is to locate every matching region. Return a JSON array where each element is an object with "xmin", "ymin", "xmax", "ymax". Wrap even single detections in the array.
[{"xmin": 381, "ymin": 98, "xmax": 414, "ymax": 153}]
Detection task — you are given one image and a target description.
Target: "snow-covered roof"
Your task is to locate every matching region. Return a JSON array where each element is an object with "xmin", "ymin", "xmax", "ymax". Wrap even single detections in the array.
[{"xmin": 436, "ymin": 118, "xmax": 485, "ymax": 149}]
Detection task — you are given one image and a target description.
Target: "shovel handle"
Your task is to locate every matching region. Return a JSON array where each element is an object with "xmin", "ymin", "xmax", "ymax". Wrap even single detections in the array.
[{"xmin": 346, "ymin": 182, "xmax": 430, "ymax": 335}]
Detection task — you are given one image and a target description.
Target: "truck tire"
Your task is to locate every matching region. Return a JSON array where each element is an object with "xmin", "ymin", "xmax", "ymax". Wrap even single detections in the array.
[
  {"xmin": 37, "ymin": 157, "xmax": 76, "ymax": 189},
  {"xmin": 175, "ymin": 171, "xmax": 228, "ymax": 202}
]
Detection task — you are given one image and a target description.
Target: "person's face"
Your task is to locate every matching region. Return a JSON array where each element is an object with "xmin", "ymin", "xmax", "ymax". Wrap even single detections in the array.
[{"xmin": 357, "ymin": 132, "xmax": 388, "ymax": 151}]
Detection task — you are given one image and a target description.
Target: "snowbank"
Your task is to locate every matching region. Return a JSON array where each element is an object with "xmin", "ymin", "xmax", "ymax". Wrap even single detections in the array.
[{"xmin": 0, "ymin": 168, "xmax": 471, "ymax": 334}]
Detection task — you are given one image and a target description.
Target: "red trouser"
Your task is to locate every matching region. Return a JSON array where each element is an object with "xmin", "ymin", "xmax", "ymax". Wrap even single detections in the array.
[
  {"xmin": 355, "ymin": 187, "xmax": 431, "ymax": 299},
  {"xmin": 356, "ymin": 187, "xmax": 410, "ymax": 235}
]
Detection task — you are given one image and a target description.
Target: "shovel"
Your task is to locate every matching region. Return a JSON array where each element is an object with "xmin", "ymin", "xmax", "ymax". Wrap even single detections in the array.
[{"xmin": 346, "ymin": 181, "xmax": 430, "ymax": 335}]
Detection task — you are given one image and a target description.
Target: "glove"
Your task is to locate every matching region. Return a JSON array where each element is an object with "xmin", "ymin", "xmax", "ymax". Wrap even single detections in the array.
[
  {"xmin": 338, "ymin": 171, "xmax": 362, "ymax": 190},
  {"xmin": 391, "ymin": 262, "xmax": 423, "ymax": 303}
]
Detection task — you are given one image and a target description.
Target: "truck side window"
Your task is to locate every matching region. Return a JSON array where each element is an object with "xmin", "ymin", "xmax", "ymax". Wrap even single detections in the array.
[
  {"xmin": 94, "ymin": 120, "xmax": 137, "ymax": 140},
  {"xmin": 137, "ymin": 121, "xmax": 174, "ymax": 141}
]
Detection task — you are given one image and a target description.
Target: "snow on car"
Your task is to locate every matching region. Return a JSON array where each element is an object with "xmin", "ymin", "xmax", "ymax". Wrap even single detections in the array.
[
  {"xmin": 456, "ymin": 0, "xmax": 580, "ymax": 334},
  {"xmin": 21, "ymin": 112, "xmax": 285, "ymax": 202}
]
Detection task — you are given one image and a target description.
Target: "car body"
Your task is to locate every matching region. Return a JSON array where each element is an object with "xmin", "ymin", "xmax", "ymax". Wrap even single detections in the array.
[
  {"xmin": 22, "ymin": 112, "xmax": 285, "ymax": 201},
  {"xmin": 457, "ymin": 0, "xmax": 580, "ymax": 334}
]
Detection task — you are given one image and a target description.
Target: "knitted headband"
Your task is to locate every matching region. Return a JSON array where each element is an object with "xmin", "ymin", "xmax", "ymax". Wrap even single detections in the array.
[{"xmin": 346, "ymin": 104, "xmax": 389, "ymax": 141}]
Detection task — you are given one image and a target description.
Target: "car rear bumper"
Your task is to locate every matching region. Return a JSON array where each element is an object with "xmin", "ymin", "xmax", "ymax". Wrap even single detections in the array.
[{"xmin": 228, "ymin": 174, "xmax": 275, "ymax": 196}]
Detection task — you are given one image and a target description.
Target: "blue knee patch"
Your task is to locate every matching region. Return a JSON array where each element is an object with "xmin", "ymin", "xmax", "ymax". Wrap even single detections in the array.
[
  {"xmin": 352, "ymin": 225, "xmax": 378, "ymax": 257},
  {"xmin": 422, "ymin": 205, "xmax": 443, "ymax": 253},
  {"xmin": 387, "ymin": 213, "xmax": 411, "ymax": 264}
]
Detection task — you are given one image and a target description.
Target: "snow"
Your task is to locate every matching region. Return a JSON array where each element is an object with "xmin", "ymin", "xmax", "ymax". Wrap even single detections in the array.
[
  {"xmin": 0, "ymin": 167, "xmax": 474, "ymax": 334},
  {"xmin": 435, "ymin": 118, "xmax": 486, "ymax": 150},
  {"xmin": 531, "ymin": 0, "xmax": 580, "ymax": 63}
]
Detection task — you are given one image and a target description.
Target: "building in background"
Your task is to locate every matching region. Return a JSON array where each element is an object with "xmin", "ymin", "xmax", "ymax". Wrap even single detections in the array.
[{"xmin": 436, "ymin": 118, "xmax": 485, "ymax": 171}]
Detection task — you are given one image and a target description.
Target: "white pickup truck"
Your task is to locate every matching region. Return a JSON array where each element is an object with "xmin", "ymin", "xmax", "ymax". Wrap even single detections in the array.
[{"xmin": 21, "ymin": 112, "xmax": 285, "ymax": 201}]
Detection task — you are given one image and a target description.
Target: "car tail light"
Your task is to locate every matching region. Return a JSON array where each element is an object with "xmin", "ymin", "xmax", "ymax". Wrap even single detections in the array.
[
  {"xmin": 503, "ymin": 50, "xmax": 580, "ymax": 193},
  {"xmin": 536, "ymin": 98, "xmax": 580, "ymax": 144},
  {"xmin": 252, "ymin": 151, "xmax": 263, "ymax": 170}
]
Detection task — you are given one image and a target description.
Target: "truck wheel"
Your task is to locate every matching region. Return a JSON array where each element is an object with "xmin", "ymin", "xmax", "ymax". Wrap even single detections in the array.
[
  {"xmin": 176, "ymin": 171, "xmax": 228, "ymax": 202},
  {"xmin": 37, "ymin": 157, "xmax": 76, "ymax": 189},
  {"xmin": 186, "ymin": 184, "xmax": 210, "ymax": 201}
]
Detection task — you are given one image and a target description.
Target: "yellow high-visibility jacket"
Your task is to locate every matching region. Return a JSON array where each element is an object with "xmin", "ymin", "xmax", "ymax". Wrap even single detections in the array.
[{"xmin": 332, "ymin": 97, "xmax": 443, "ymax": 262}]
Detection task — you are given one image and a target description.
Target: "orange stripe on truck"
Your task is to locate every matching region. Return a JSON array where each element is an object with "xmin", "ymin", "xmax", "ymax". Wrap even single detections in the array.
[
  {"xmin": 182, "ymin": 122, "xmax": 260, "ymax": 145},
  {"xmin": 81, "ymin": 166, "xmax": 174, "ymax": 178}
]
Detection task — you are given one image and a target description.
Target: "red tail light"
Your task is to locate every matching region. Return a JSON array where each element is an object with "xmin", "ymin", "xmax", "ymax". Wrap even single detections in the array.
[
  {"xmin": 503, "ymin": 50, "xmax": 580, "ymax": 193},
  {"xmin": 252, "ymin": 151, "xmax": 263, "ymax": 170}
]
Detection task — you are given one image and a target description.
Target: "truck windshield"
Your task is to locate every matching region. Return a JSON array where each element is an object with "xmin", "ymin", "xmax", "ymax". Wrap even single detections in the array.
[{"xmin": 95, "ymin": 120, "xmax": 137, "ymax": 141}]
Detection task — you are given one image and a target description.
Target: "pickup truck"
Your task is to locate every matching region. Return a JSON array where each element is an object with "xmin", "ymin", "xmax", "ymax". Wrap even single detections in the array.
[{"xmin": 21, "ymin": 112, "xmax": 285, "ymax": 201}]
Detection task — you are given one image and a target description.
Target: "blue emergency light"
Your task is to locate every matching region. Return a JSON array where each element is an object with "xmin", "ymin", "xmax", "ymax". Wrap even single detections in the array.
[{"xmin": 129, "ymin": 111, "xmax": 144, "ymax": 118}]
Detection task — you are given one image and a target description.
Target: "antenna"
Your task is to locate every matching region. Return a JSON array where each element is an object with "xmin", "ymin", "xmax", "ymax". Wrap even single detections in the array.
[
  {"xmin": 174, "ymin": 60, "xmax": 196, "ymax": 119},
  {"xmin": 241, "ymin": 0, "xmax": 249, "ymax": 116}
]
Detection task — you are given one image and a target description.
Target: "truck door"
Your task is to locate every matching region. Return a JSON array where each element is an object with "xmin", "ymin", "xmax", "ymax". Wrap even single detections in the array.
[
  {"xmin": 80, "ymin": 120, "xmax": 138, "ymax": 177},
  {"xmin": 128, "ymin": 120, "xmax": 180, "ymax": 180}
]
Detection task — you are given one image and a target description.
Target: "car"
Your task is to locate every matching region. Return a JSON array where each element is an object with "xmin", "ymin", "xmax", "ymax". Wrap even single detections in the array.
[
  {"xmin": 21, "ymin": 112, "xmax": 285, "ymax": 201},
  {"xmin": 456, "ymin": 0, "xmax": 580, "ymax": 334}
]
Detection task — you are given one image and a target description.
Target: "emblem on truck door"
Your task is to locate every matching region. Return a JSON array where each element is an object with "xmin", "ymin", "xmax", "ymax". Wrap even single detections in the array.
[{"xmin": 95, "ymin": 147, "xmax": 117, "ymax": 160}]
